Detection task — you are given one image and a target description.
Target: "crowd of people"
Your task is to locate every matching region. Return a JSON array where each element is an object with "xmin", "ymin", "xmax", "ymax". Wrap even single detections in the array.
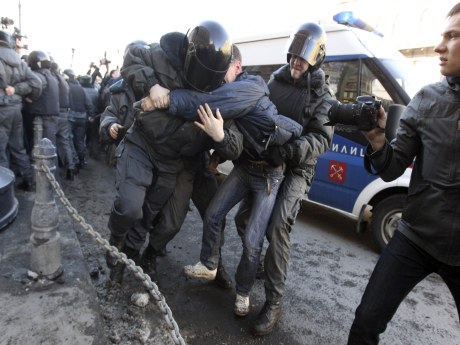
[
  {"xmin": 1, "ymin": 2, "xmax": 460, "ymax": 342},
  {"xmin": 0, "ymin": 28, "xmax": 122, "ymax": 189}
]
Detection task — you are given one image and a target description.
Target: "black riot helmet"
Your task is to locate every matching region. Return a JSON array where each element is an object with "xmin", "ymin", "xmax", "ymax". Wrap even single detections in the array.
[
  {"xmin": 28, "ymin": 50, "xmax": 51, "ymax": 70},
  {"xmin": 0, "ymin": 30, "xmax": 13, "ymax": 48},
  {"xmin": 285, "ymin": 22, "xmax": 327, "ymax": 71},
  {"xmin": 183, "ymin": 20, "xmax": 233, "ymax": 92},
  {"xmin": 63, "ymin": 68, "xmax": 76, "ymax": 79}
]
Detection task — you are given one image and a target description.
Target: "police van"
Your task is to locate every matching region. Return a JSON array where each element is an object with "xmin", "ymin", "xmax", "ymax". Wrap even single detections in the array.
[{"xmin": 232, "ymin": 23, "xmax": 418, "ymax": 252}]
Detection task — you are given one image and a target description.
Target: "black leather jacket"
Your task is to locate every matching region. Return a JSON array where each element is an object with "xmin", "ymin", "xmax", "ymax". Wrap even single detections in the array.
[{"xmin": 366, "ymin": 78, "xmax": 460, "ymax": 265}]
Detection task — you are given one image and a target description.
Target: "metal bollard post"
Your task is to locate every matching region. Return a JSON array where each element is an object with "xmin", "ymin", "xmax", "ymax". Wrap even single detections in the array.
[
  {"xmin": 30, "ymin": 131, "xmax": 63, "ymax": 279},
  {"xmin": 33, "ymin": 116, "xmax": 43, "ymax": 151}
]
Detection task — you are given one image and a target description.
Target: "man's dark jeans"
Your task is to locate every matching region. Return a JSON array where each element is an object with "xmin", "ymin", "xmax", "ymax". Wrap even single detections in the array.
[
  {"xmin": 348, "ymin": 230, "xmax": 460, "ymax": 345},
  {"xmin": 201, "ymin": 161, "xmax": 284, "ymax": 296}
]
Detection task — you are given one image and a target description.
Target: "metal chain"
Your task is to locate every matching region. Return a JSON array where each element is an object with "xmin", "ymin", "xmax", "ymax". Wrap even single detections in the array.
[{"xmin": 38, "ymin": 163, "xmax": 186, "ymax": 345}]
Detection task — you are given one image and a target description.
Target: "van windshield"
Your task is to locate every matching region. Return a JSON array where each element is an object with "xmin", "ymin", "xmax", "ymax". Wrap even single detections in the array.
[{"xmin": 379, "ymin": 59, "xmax": 419, "ymax": 100}]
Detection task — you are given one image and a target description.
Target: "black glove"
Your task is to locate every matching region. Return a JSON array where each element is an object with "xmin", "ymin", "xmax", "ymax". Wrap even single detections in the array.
[{"xmin": 263, "ymin": 143, "xmax": 296, "ymax": 167}]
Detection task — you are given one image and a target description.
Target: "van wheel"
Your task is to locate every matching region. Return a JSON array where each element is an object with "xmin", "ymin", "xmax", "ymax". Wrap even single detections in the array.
[{"xmin": 371, "ymin": 194, "xmax": 405, "ymax": 253}]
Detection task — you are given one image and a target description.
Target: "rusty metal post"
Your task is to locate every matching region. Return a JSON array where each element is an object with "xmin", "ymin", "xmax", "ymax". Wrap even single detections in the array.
[{"xmin": 30, "ymin": 117, "xmax": 63, "ymax": 279}]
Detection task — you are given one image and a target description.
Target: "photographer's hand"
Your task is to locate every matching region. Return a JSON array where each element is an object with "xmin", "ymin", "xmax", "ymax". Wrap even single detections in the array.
[
  {"xmin": 149, "ymin": 84, "xmax": 170, "ymax": 109},
  {"xmin": 361, "ymin": 106, "xmax": 387, "ymax": 151}
]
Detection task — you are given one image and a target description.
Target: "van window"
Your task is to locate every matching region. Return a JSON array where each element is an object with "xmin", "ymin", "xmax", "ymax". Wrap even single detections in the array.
[
  {"xmin": 243, "ymin": 59, "xmax": 402, "ymax": 112},
  {"xmin": 322, "ymin": 59, "xmax": 394, "ymax": 111}
]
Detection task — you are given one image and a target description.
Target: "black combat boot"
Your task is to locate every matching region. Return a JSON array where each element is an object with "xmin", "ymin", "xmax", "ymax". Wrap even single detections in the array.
[
  {"xmin": 17, "ymin": 178, "xmax": 35, "ymax": 192},
  {"xmin": 250, "ymin": 300, "xmax": 282, "ymax": 336},
  {"xmin": 106, "ymin": 236, "xmax": 124, "ymax": 266},
  {"xmin": 66, "ymin": 169, "xmax": 74, "ymax": 181},
  {"xmin": 106, "ymin": 236, "xmax": 140, "ymax": 284},
  {"xmin": 157, "ymin": 246, "xmax": 167, "ymax": 257},
  {"xmin": 140, "ymin": 245, "xmax": 158, "ymax": 282},
  {"xmin": 110, "ymin": 244, "xmax": 140, "ymax": 283},
  {"xmin": 106, "ymin": 235, "xmax": 125, "ymax": 283},
  {"xmin": 214, "ymin": 260, "xmax": 232, "ymax": 289},
  {"xmin": 123, "ymin": 245, "xmax": 141, "ymax": 265}
]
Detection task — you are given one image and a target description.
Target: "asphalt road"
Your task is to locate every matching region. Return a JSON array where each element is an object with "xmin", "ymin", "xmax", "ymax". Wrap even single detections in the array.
[{"xmin": 65, "ymin": 156, "xmax": 460, "ymax": 345}]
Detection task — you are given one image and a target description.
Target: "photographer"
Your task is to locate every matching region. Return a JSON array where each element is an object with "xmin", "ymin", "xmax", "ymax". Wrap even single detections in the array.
[{"xmin": 347, "ymin": 3, "xmax": 460, "ymax": 344}]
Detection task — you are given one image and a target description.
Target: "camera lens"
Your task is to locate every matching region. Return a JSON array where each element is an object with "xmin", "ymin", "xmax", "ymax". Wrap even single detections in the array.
[{"xmin": 328, "ymin": 101, "xmax": 360, "ymax": 126}]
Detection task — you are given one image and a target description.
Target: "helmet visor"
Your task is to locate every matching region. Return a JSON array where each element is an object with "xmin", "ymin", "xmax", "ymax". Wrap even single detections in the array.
[
  {"xmin": 184, "ymin": 42, "xmax": 228, "ymax": 92},
  {"xmin": 286, "ymin": 32, "xmax": 325, "ymax": 66}
]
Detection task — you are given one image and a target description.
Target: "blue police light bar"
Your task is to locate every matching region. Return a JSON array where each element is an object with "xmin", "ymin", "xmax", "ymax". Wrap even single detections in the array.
[{"xmin": 333, "ymin": 11, "xmax": 384, "ymax": 37}]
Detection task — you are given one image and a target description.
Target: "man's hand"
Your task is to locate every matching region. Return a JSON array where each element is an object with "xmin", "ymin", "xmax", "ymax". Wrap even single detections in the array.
[
  {"xmin": 209, "ymin": 151, "xmax": 221, "ymax": 173},
  {"xmin": 208, "ymin": 151, "xmax": 225, "ymax": 184},
  {"xmin": 194, "ymin": 103, "xmax": 225, "ymax": 142},
  {"xmin": 149, "ymin": 84, "xmax": 170, "ymax": 109},
  {"xmin": 361, "ymin": 106, "xmax": 387, "ymax": 151},
  {"xmin": 141, "ymin": 96, "xmax": 155, "ymax": 111},
  {"xmin": 4, "ymin": 85, "xmax": 15, "ymax": 96},
  {"xmin": 109, "ymin": 123, "xmax": 123, "ymax": 140},
  {"xmin": 262, "ymin": 143, "xmax": 295, "ymax": 167}
]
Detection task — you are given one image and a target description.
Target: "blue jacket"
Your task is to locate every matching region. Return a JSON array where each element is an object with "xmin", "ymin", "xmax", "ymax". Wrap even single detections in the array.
[{"xmin": 168, "ymin": 72, "xmax": 303, "ymax": 159}]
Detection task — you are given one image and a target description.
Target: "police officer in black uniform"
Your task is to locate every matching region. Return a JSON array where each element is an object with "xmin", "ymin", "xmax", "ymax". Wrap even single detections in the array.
[
  {"xmin": 25, "ymin": 51, "xmax": 60, "ymax": 174},
  {"xmin": 99, "ymin": 40, "xmax": 148, "ymax": 166},
  {"xmin": 107, "ymin": 21, "xmax": 242, "ymax": 286},
  {"xmin": 0, "ymin": 30, "xmax": 41, "ymax": 191},
  {"xmin": 235, "ymin": 22, "xmax": 335, "ymax": 335},
  {"xmin": 50, "ymin": 60, "xmax": 76, "ymax": 180}
]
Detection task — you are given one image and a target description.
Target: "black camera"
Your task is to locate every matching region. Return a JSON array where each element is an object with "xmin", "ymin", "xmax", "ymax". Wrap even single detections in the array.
[{"xmin": 326, "ymin": 95, "xmax": 382, "ymax": 131}]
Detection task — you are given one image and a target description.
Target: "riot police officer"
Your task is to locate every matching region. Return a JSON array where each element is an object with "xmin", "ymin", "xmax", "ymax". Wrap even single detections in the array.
[
  {"xmin": 107, "ymin": 21, "xmax": 241, "ymax": 286},
  {"xmin": 235, "ymin": 22, "xmax": 335, "ymax": 335}
]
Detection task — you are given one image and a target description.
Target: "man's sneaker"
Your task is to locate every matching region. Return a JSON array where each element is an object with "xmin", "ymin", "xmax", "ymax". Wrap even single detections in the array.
[
  {"xmin": 183, "ymin": 261, "xmax": 217, "ymax": 280},
  {"xmin": 234, "ymin": 294, "xmax": 250, "ymax": 317}
]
